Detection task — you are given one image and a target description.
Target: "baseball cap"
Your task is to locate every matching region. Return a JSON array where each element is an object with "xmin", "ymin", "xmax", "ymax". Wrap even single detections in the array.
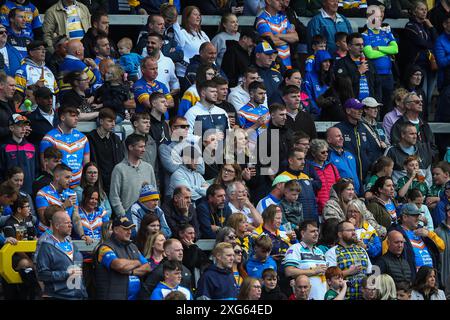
[
  {"xmin": 272, "ymin": 175, "xmax": 293, "ymax": 187},
  {"xmin": 255, "ymin": 41, "xmax": 277, "ymax": 55},
  {"xmin": 34, "ymin": 86, "xmax": 55, "ymax": 99},
  {"xmin": 9, "ymin": 113, "xmax": 30, "ymax": 126},
  {"xmin": 362, "ymin": 97, "xmax": 383, "ymax": 108},
  {"xmin": 27, "ymin": 40, "xmax": 46, "ymax": 52},
  {"xmin": 344, "ymin": 98, "xmax": 365, "ymax": 110},
  {"xmin": 112, "ymin": 216, "xmax": 136, "ymax": 229},
  {"xmin": 401, "ymin": 203, "xmax": 420, "ymax": 216}
]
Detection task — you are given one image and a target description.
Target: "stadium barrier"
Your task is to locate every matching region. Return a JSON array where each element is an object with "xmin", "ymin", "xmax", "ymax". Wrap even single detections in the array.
[
  {"xmin": 37, "ymin": 14, "xmax": 408, "ymax": 29},
  {"xmin": 0, "ymin": 239, "xmax": 216, "ymax": 284},
  {"xmin": 76, "ymin": 121, "xmax": 450, "ymax": 136}
]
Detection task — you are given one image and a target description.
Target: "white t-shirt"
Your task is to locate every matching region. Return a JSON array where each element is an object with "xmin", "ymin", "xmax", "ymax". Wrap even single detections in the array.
[
  {"xmin": 282, "ymin": 242, "xmax": 328, "ymax": 300},
  {"xmin": 228, "ymin": 202, "xmax": 254, "ymax": 224},
  {"xmin": 156, "ymin": 53, "xmax": 180, "ymax": 92}
]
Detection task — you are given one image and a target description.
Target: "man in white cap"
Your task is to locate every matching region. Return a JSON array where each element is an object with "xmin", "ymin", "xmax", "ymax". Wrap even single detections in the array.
[{"xmin": 361, "ymin": 96, "xmax": 390, "ymax": 162}]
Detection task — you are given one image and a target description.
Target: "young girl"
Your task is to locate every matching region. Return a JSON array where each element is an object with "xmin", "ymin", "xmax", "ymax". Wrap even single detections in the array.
[
  {"xmin": 364, "ymin": 156, "xmax": 394, "ymax": 199},
  {"xmin": 407, "ymin": 188, "xmax": 434, "ymax": 231},
  {"xmin": 397, "ymin": 156, "xmax": 429, "ymax": 202}
]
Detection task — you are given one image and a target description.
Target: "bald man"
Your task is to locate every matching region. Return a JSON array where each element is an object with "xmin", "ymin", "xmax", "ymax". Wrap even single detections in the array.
[
  {"xmin": 375, "ymin": 230, "xmax": 412, "ymax": 283},
  {"xmin": 326, "ymin": 126, "xmax": 361, "ymax": 195},
  {"xmin": 58, "ymin": 39, "xmax": 100, "ymax": 92},
  {"xmin": 182, "ymin": 42, "xmax": 223, "ymax": 93},
  {"xmin": 35, "ymin": 208, "xmax": 88, "ymax": 300},
  {"xmin": 291, "ymin": 275, "xmax": 312, "ymax": 300}
]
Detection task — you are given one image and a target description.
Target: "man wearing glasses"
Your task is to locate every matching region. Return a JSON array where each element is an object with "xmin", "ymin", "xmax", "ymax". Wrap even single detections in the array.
[
  {"xmin": 335, "ymin": 32, "xmax": 376, "ymax": 101},
  {"xmin": 389, "ymin": 92, "xmax": 438, "ymax": 161},
  {"xmin": 14, "ymin": 40, "xmax": 58, "ymax": 109},
  {"xmin": 325, "ymin": 221, "xmax": 372, "ymax": 300}
]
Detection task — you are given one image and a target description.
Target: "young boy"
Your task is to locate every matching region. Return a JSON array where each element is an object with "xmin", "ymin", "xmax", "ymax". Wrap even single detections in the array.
[
  {"xmin": 149, "ymin": 92, "xmax": 170, "ymax": 144},
  {"xmin": 396, "ymin": 281, "xmax": 412, "ymax": 300},
  {"xmin": 279, "ymin": 179, "xmax": 303, "ymax": 230},
  {"xmin": 334, "ymin": 32, "xmax": 348, "ymax": 60},
  {"xmin": 0, "ymin": 114, "xmax": 36, "ymax": 195},
  {"xmin": 245, "ymin": 234, "xmax": 277, "ymax": 279},
  {"xmin": 396, "ymin": 156, "xmax": 429, "ymax": 202},
  {"xmin": 117, "ymin": 37, "xmax": 143, "ymax": 83},
  {"xmin": 2, "ymin": 196, "xmax": 38, "ymax": 299},
  {"xmin": 150, "ymin": 260, "xmax": 192, "ymax": 300},
  {"xmin": 260, "ymin": 268, "xmax": 287, "ymax": 300},
  {"xmin": 305, "ymin": 35, "xmax": 327, "ymax": 73},
  {"xmin": 427, "ymin": 161, "xmax": 450, "ymax": 210},
  {"xmin": 324, "ymin": 266, "xmax": 347, "ymax": 300}
]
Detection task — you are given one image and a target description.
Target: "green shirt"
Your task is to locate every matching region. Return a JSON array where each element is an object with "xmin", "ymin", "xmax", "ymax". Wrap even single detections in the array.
[
  {"xmin": 396, "ymin": 176, "xmax": 429, "ymax": 199},
  {"xmin": 365, "ymin": 175, "xmax": 380, "ymax": 192},
  {"xmin": 428, "ymin": 184, "xmax": 444, "ymax": 197},
  {"xmin": 324, "ymin": 289, "xmax": 339, "ymax": 300}
]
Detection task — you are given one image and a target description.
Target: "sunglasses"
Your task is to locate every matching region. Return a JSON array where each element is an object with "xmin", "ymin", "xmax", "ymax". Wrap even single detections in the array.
[
  {"xmin": 0, "ymin": 30, "xmax": 6, "ymax": 35},
  {"xmin": 174, "ymin": 124, "xmax": 190, "ymax": 129},
  {"xmin": 234, "ymin": 250, "xmax": 242, "ymax": 255}
]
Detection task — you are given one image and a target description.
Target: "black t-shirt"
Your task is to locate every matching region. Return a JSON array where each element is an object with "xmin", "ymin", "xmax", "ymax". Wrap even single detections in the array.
[{"xmin": 3, "ymin": 215, "xmax": 36, "ymax": 240}]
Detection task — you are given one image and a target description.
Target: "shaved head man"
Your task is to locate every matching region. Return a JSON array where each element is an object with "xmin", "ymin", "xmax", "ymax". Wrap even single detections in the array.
[
  {"xmin": 375, "ymin": 230, "xmax": 412, "ymax": 284},
  {"xmin": 66, "ymin": 39, "xmax": 85, "ymax": 60},
  {"xmin": 293, "ymin": 275, "xmax": 311, "ymax": 300}
]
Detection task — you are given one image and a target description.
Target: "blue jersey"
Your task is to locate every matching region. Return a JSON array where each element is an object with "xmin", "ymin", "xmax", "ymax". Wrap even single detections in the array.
[
  {"xmin": 362, "ymin": 28, "xmax": 396, "ymax": 75},
  {"xmin": 133, "ymin": 77, "xmax": 171, "ymax": 116},
  {"xmin": 59, "ymin": 55, "xmax": 100, "ymax": 92},
  {"xmin": 256, "ymin": 10, "xmax": 293, "ymax": 68},
  {"xmin": 0, "ymin": 1, "xmax": 42, "ymax": 38},
  {"xmin": 354, "ymin": 60, "xmax": 370, "ymax": 100},
  {"xmin": 98, "ymin": 245, "xmax": 148, "ymax": 300},
  {"xmin": 238, "ymin": 102, "xmax": 270, "ymax": 142},
  {"xmin": 40, "ymin": 126, "xmax": 90, "ymax": 188},
  {"xmin": 78, "ymin": 206, "xmax": 109, "ymax": 240},
  {"xmin": 404, "ymin": 229, "xmax": 434, "ymax": 269},
  {"xmin": 150, "ymin": 282, "xmax": 193, "ymax": 300},
  {"xmin": 6, "ymin": 28, "xmax": 32, "ymax": 58},
  {"xmin": 256, "ymin": 193, "xmax": 280, "ymax": 213},
  {"xmin": 36, "ymin": 183, "xmax": 78, "ymax": 234}
]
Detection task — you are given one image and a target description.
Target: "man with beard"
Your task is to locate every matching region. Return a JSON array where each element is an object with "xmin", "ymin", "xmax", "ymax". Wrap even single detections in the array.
[
  {"xmin": 196, "ymin": 184, "xmax": 232, "ymax": 239},
  {"xmin": 25, "ymin": 86, "xmax": 58, "ymax": 148},
  {"xmin": 184, "ymin": 80, "xmax": 229, "ymax": 139},
  {"xmin": 238, "ymin": 81, "xmax": 269, "ymax": 147},
  {"xmin": 325, "ymin": 220, "xmax": 372, "ymax": 300},
  {"xmin": 109, "ymin": 134, "xmax": 157, "ymax": 216}
]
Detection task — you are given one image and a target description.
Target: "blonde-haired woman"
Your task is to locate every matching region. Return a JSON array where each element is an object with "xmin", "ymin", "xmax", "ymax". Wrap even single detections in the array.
[
  {"xmin": 376, "ymin": 274, "xmax": 397, "ymax": 300},
  {"xmin": 143, "ymin": 231, "xmax": 166, "ymax": 270}
]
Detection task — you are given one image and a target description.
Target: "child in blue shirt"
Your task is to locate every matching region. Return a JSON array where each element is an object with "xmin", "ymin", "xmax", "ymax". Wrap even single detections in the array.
[
  {"xmin": 117, "ymin": 37, "xmax": 143, "ymax": 83},
  {"xmin": 246, "ymin": 234, "xmax": 277, "ymax": 279},
  {"xmin": 150, "ymin": 260, "xmax": 192, "ymax": 300}
]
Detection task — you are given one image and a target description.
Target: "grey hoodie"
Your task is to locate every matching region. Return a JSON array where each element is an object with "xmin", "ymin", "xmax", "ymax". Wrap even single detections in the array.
[{"xmin": 35, "ymin": 232, "xmax": 87, "ymax": 300}]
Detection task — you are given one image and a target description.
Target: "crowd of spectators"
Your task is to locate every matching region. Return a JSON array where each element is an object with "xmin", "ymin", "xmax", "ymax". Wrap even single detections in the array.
[{"xmin": 0, "ymin": 0, "xmax": 450, "ymax": 301}]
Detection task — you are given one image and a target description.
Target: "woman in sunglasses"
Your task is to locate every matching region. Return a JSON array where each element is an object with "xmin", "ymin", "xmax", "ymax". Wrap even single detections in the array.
[{"xmin": 308, "ymin": 139, "xmax": 340, "ymax": 217}]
